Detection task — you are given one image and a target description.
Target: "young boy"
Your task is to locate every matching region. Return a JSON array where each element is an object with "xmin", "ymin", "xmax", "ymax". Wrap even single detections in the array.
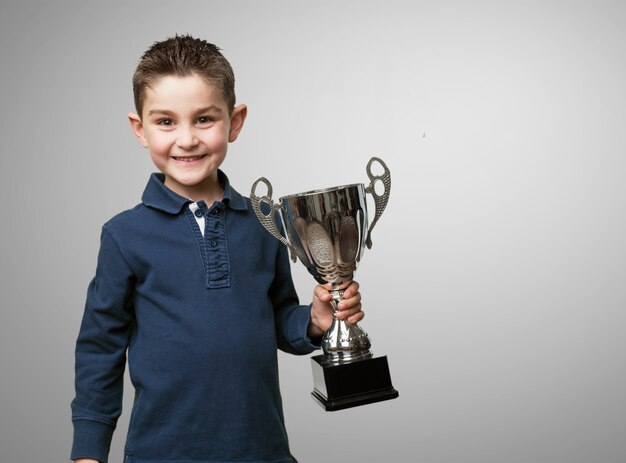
[{"xmin": 71, "ymin": 35, "xmax": 363, "ymax": 463}]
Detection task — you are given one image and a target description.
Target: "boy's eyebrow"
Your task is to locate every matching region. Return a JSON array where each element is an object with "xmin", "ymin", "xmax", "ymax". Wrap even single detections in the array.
[
  {"xmin": 196, "ymin": 105, "xmax": 223, "ymax": 114},
  {"xmin": 147, "ymin": 106, "xmax": 224, "ymax": 117}
]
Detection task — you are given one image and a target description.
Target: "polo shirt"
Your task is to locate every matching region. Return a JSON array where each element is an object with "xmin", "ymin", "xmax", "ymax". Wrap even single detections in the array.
[{"xmin": 71, "ymin": 171, "xmax": 318, "ymax": 463}]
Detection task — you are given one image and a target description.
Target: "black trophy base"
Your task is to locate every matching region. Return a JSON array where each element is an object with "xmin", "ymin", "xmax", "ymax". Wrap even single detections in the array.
[{"xmin": 310, "ymin": 354, "xmax": 399, "ymax": 411}]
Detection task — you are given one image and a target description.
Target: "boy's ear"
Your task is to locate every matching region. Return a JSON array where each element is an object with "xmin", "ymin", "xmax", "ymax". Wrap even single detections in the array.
[
  {"xmin": 228, "ymin": 104, "xmax": 247, "ymax": 143},
  {"xmin": 128, "ymin": 113, "xmax": 149, "ymax": 148}
]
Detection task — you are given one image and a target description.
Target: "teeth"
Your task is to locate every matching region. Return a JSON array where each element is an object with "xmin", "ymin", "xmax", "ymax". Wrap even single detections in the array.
[{"xmin": 174, "ymin": 155, "xmax": 205, "ymax": 162}]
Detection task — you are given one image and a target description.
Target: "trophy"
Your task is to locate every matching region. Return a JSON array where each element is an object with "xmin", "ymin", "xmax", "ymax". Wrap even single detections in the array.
[{"xmin": 250, "ymin": 157, "xmax": 398, "ymax": 411}]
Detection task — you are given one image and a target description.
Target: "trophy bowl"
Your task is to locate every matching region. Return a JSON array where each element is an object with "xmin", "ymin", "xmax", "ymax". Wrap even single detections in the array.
[{"xmin": 250, "ymin": 157, "xmax": 398, "ymax": 410}]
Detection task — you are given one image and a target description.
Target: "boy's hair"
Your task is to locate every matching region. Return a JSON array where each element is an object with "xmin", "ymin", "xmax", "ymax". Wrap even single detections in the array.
[{"xmin": 133, "ymin": 35, "xmax": 236, "ymax": 117}]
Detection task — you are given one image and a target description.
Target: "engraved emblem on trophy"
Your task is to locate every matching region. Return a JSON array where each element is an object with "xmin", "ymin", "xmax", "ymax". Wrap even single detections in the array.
[{"xmin": 250, "ymin": 157, "xmax": 398, "ymax": 411}]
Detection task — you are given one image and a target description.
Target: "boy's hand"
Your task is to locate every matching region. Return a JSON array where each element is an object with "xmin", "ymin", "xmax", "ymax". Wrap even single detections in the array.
[{"xmin": 308, "ymin": 281, "xmax": 363, "ymax": 339}]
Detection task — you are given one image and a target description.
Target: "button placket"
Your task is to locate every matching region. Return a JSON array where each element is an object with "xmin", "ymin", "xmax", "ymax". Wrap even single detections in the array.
[{"xmin": 205, "ymin": 204, "xmax": 230, "ymax": 288}]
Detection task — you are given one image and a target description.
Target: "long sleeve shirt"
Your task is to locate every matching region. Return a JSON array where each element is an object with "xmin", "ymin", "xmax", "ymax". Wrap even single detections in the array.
[{"xmin": 71, "ymin": 171, "xmax": 318, "ymax": 463}]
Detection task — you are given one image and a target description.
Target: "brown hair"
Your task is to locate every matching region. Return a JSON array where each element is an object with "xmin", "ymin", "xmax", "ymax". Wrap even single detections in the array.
[{"xmin": 132, "ymin": 35, "xmax": 236, "ymax": 117}]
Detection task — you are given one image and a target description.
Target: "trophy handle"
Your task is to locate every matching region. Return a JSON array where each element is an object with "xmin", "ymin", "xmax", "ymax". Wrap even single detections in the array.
[
  {"xmin": 364, "ymin": 157, "xmax": 391, "ymax": 249},
  {"xmin": 250, "ymin": 177, "xmax": 298, "ymax": 263}
]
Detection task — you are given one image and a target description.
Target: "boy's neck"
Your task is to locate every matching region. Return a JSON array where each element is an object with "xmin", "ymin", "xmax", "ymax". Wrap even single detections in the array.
[{"xmin": 164, "ymin": 173, "xmax": 225, "ymax": 206}]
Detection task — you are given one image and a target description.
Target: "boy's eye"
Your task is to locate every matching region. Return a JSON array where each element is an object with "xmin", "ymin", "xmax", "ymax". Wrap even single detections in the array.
[
  {"xmin": 157, "ymin": 119, "xmax": 174, "ymax": 126},
  {"xmin": 197, "ymin": 116, "xmax": 214, "ymax": 124}
]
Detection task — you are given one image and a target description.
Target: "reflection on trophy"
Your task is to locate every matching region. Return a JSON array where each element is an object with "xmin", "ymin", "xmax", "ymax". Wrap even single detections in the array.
[{"xmin": 250, "ymin": 157, "xmax": 398, "ymax": 411}]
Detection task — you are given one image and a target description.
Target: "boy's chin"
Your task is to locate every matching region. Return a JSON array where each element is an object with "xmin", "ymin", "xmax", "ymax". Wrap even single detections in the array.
[{"xmin": 164, "ymin": 173, "xmax": 220, "ymax": 191}]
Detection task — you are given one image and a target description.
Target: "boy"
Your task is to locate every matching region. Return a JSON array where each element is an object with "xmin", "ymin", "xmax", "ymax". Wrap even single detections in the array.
[{"xmin": 71, "ymin": 35, "xmax": 363, "ymax": 463}]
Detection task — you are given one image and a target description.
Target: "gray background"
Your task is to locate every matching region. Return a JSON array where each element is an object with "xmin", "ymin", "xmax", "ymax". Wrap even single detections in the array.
[{"xmin": 1, "ymin": 0, "xmax": 625, "ymax": 462}]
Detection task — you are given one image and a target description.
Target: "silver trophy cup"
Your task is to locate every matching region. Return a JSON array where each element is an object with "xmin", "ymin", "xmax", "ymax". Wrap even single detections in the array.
[{"xmin": 251, "ymin": 157, "xmax": 398, "ymax": 411}]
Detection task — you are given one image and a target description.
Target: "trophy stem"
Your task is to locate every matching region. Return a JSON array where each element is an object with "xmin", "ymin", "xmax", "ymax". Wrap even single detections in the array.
[
  {"xmin": 321, "ymin": 284, "xmax": 373, "ymax": 366},
  {"xmin": 329, "ymin": 286, "xmax": 344, "ymax": 318}
]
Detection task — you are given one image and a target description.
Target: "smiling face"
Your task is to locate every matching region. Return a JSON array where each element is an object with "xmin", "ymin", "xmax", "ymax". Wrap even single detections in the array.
[{"xmin": 129, "ymin": 73, "xmax": 246, "ymax": 203}]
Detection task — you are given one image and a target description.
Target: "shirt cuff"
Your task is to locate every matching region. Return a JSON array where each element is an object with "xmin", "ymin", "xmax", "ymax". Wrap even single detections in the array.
[
  {"xmin": 71, "ymin": 419, "xmax": 114, "ymax": 463},
  {"xmin": 291, "ymin": 304, "xmax": 322, "ymax": 353}
]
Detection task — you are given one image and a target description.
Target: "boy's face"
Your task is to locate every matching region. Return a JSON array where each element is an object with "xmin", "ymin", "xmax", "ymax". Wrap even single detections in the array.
[{"xmin": 129, "ymin": 73, "xmax": 246, "ymax": 200}]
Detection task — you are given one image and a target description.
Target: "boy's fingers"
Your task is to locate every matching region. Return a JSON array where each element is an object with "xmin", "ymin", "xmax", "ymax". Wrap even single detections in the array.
[
  {"xmin": 316, "ymin": 281, "xmax": 361, "ymax": 305},
  {"xmin": 339, "ymin": 292, "xmax": 361, "ymax": 309},
  {"xmin": 348, "ymin": 311, "xmax": 365, "ymax": 324},
  {"xmin": 342, "ymin": 280, "xmax": 360, "ymax": 299},
  {"xmin": 337, "ymin": 307, "xmax": 364, "ymax": 322},
  {"xmin": 315, "ymin": 285, "xmax": 332, "ymax": 301},
  {"xmin": 337, "ymin": 303, "xmax": 363, "ymax": 318}
]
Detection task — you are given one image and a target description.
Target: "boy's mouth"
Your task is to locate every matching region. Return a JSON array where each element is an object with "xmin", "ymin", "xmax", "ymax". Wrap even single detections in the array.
[{"xmin": 171, "ymin": 155, "xmax": 207, "ymax": 162}]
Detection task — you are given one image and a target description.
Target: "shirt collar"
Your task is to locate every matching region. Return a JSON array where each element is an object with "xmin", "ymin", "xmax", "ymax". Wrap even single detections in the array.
[{"xmin": 141, "ymin": 170, "xmax": 248, "ymax": 214}]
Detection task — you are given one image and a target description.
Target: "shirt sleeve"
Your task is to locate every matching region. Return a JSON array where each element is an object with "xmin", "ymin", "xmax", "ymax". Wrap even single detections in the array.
[
  {"xmin": 270, "ymin": 238, "xmax": 321, "ymax": 355},
  {"xmin": 70, "ymin": 225, "xmax": 135, "ymax": 463}
]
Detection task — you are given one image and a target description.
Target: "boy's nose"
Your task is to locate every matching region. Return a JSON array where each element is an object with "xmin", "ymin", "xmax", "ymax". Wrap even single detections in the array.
[{"xmin": 176, "ymin": 126, "xmax": 199, "ymax": 149}]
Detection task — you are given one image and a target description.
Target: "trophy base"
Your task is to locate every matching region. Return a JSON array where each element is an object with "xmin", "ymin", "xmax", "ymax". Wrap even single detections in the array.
[{"xmin": 310, "ymin": 354, "xmax": 399, "ymax": 411}]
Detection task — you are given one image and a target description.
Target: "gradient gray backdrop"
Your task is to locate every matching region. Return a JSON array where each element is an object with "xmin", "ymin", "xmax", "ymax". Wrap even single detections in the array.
[{"xmin": 1, "ymin": 1, "xmax": 625, "ymax": 462}]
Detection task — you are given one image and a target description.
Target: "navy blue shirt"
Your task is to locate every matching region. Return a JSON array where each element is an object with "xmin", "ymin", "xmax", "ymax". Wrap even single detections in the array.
[{"xmin": 71, "ymin": 172, "xmax": 318, "ymax": 463}]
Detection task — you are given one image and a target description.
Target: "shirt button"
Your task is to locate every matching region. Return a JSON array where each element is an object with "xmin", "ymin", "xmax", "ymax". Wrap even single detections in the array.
[
  {"xmin": 194, "ymin": 209, "xmax": 203, "ymax": 218},
  {"xmin": 209, "ymin": 240, "xmax": 217, "ymax": 247}
]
